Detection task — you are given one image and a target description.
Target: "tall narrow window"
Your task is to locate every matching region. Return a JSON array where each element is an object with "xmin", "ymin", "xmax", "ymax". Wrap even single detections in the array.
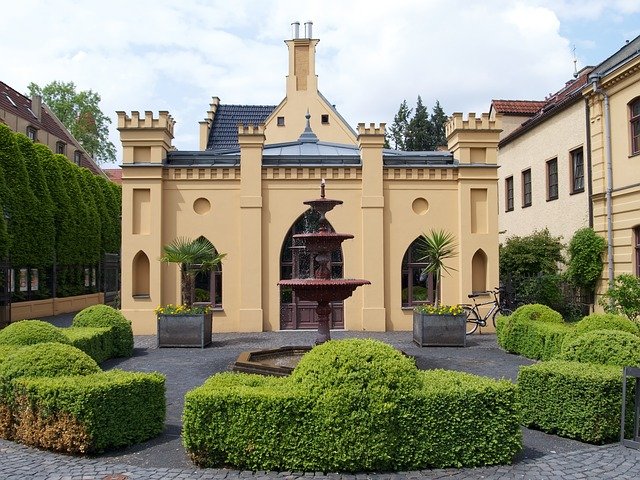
[
  {"xmin": 635, "ymin": 226, "xmax": 640, "ymax": 277},
  {"xmin": 571, "ymin": 148, "xmax": 584, "ymax": 193},
  {"xmin": 522, "ymin": 169, "xmax": 532, "ymax": 207},
  {"xmin": 505, "ymin": 176, "xmax": 514, "ymax": 212},
  {"xmin": 26, "ymin": 126, "xmax": 37, "ymax": 141},
  {"xmin": 401, "ymin": 238, "xmax": 434, "ymax": 307},
  {"xmin": 546, "ymin": 158, "xmax": 558, "ymax": 200},
  {"xmin": 74, "ymin": 150, "xmax": 82, "ymax": 165},
  {"xmin": 56, "ymin": 141, "xmax": 66, "ymax": 155},
  {"xmin": 631, "ymin": 99, "xmax": 640, "ymax": 155}
]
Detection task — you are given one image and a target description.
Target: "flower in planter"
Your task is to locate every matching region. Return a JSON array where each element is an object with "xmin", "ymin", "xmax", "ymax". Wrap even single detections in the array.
[
  {"xmin": 413, "ymin": 303, "xmax": 464, "ymax": 316},
  {"xmin": 154, "ymin": 304, "xmax": 213, "ymax": 315}
]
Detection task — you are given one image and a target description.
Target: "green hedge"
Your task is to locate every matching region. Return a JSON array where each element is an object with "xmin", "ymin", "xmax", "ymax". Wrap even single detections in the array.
[
  {"xmin": 72, "ymin": 305, "xmax": 133, "ymax": 357},
  {"xmin": 10, "ymin": 370, "xmax": 165, "ymax": 453},
  {"xmin": 576, "ymin": 313, "xmax": 640, "ymax": 336},
  {"xmin": 0, "ymin": 320, "xmax": 71, "ymax": 346},
  {"xmin": 559, "ymin": 329, "xmax": 640, "ymax": 367},
  {"xmin": 518, "ymin": 360, "xmax": 631, "ymax": 443},
  {"xmin": 497, "ymin": 316, "xmax": 573, "ymax": 360},
  {"xmin": 62, "ymin": 327, "xmax": 115, "ymax": 364},
  {"xmin": 511, "ymin": 304, "xmax": 564, "ymax": 324},
  {"xmin": 183, "ymin": 339, "xmax": 521, "ymax": 472}
]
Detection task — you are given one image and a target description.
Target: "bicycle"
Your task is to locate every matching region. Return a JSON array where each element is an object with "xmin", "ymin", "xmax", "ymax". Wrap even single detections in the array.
[{"xmin": 463, "ymin": 287, "xmax": 513, "ymax": 335}]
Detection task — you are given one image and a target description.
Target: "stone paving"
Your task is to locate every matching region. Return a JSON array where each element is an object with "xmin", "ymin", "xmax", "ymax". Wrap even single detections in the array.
[{"xmin": 2, "ymin": 316, "xmax": 640, "ymax": 479}]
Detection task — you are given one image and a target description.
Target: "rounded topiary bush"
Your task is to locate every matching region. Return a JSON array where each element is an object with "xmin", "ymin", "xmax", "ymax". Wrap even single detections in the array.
[
  {"xmin": 0, "ymin": 320, "xmax": 71, "ymax": 346},
  {"xmin": 72, "ymin": 305, "xmax": 133, "ymax": 357},
  {"xmin": 290, "ymin": 338, "xmax": 421, "ymax": 395},
  {"xmin": 576, "ymin": 313, "xmax": 639, "ymax": 336},
  {"xmin": 0, "ymin": 342, "xmax": 100, "ymax": 387},
  {"xmin": 559, "ymin": 329, "xmax": 640, "ymax": 367},
  {"xmin": 511, "ymin": 304, "xmax": 563, "ymax": 323}
]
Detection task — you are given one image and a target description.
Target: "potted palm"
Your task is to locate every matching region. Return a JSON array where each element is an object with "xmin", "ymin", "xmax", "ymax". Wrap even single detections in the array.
[
  {"xmin": 156, "ymin": 237, "xmax": 225, "ymax": 348},
  {"xmin": 413, "ymin": 229, "xmax": 466, "ymax": 346}
]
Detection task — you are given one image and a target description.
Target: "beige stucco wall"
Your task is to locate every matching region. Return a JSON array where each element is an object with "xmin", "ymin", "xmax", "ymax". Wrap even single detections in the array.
[
  {"xmin": 587, "ymin": 55, "xmax": 640, "ymax": 304},
  {"xmin": 498, "ymin": 101, "xmax": 589, "ymax": 243}
]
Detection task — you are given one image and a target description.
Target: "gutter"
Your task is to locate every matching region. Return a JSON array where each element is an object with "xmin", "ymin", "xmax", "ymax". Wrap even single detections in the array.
[{"xmin": 590, "ymin": 76, "xmax": 614, "ymax": 290}]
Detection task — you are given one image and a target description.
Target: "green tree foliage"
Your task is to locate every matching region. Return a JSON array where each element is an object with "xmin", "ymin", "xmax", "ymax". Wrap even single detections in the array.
[
  {"xmin": 430, "ymin": 100, "xmax": 448, "ymax": 148},
  {"xmin": 28, "ymin": 81, "xmax": 116, "ymax": 163},
  {"xmin": 0, "ymin": 145, "xmax": 9, "ymax": 259},
  {"xmin": 600, "ymin": 274, "xmax": 640, "ymax": 322},
  {"xmin": 387, "ymin": 100, "xmax": 411, "ymax": 150},
  {"xmin": 566, "ymin": 228, "xmax": 607, "ymax": 293},
  {"xmin": 15, "ymin": 134, "xmax": 55, "ymax": 267},
  {"xmin": 100, "ymin": 180, "xmax": 121, "ymax": 253},
  {"xmin": 85, "ymin": 172, "xmax": 111, "ymax": 254},
  {"xmin": 0, "ymin": 124, "xmax": 41, "ymax": 267},
  {"xmin": 418, "ymin": 229, "xmax": 458, "ymax": 306},
  {"xmin": 389, "ymin": 97, "xmax": 448, "ymax": 151},
  {"xmin": 406, "ymin": 96, "xmax": 431, "ymax": 151},
  {"xmin": 500, "ymin": 228, "xmax": 564, "ymax": 277}
]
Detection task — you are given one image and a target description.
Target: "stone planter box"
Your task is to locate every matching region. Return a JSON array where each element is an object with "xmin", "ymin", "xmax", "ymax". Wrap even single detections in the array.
[
  {"xmin": 157, "ymin": 313, "xmax": 212, "ymax": 348},
  {"xmin": 413, "ymin": 312, "xmax": 466, "ymax": 347}
]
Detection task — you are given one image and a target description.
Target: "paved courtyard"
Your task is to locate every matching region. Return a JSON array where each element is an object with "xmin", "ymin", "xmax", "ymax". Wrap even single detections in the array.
[{"xmin": 2, "ymin": 315, "xmax": 640, "ymax": 479}]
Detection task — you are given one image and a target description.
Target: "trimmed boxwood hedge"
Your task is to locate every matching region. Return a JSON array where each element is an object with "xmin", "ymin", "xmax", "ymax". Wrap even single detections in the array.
[
  {"xmin": 559, "ymin": 329, "xmax": 640, "ymax": 367},
  {"xmin": 575, "ymin": 313, "xmax": 640, "ymax": 337},
  {"xmin": 72, "ymin": 305, "xmax": 133, "ymax": 357},
  {"xmin": 497, "ymin": 316, "xmax": 573, "ymax": 361},
  {"xmin": 0, "ymin": 320, "xmax": 71, "ymax": 346},
  {"xmin": 518, "ymin": 360, "xmax": 632, "ymax": 443},
  {"xmin": 10, "ymin": 370, "xmax": 165, "ymax": 453},
  {"xmin": 183, "ymin": 339, "xmax": 521, "ymax": 472},
  {"xmin": 510, "ymin": 304, "xmax": 564, "ymax": 324},
  {"xmin": 0, "ymin": 342, "xmax": 165, "ymax": 454},
  {"xmin": 62, "ymin": 327, "xmax": 115, "ymax": 364}
]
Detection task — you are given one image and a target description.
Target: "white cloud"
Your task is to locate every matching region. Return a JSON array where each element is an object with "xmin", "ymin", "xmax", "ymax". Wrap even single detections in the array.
[{"xmin": 1, "ymin": 0, "xmax": 638, "ymax": 169}]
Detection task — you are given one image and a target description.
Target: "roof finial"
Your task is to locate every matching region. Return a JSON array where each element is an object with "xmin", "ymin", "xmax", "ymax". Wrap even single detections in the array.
[{"xmin": 298, "ymin": 109, "xmax": 319, "ymax": 143}]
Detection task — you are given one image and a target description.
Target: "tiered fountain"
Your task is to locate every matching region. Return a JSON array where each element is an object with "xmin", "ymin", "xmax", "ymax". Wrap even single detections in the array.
[
  {"xmin": 233, "ymin": 181, "xmax": 370, "ymax": 375},
  {"xmin": 279, "ymin": 180, "xmax": 370, "ymax": 344}
]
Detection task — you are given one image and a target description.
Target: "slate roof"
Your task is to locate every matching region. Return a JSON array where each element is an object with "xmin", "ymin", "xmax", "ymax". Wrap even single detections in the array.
[
  {"xmin": 206, "ymin": 104, "xmax": 275, "ymax": 151},
  {"xmin": 490, "ymin": 100, "xmax": 546, "ymax": 116},
  {"xmin": 0, "ymin": 80, "xmax": 105, "ymax": 177},
  {"xmin": 103, "ymin": 168, "xmax": 122, "ymax": 184}
]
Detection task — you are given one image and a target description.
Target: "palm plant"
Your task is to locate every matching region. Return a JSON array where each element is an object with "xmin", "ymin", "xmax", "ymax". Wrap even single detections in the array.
[
  {"xmin": 159, "ymin": 237, "xmax": 225, "ymax": 309},
  {"xmin": 418, "ymin": 229, "xmax": 458, "ymax": 307}
]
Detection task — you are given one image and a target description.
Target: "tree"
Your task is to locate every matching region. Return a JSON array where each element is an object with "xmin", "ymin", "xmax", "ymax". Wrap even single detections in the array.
[
  {"xmin": 28, "ymin": 81, "xmax": 116, "ymax": 163},
  {"xmin": 405, "ymin": 96, "xmax": 431, "ymax": 151},
  {"xmin": 600, "ymin": 274, "xmax": 640, "ymax": 321},
  {"xmin": 388, "ymin": 100, "xmax": 412, "ymax": 150},
  {"xmin": 418, "ymin": 229, "xmax": 458, "ymax": 307},
  {"xmin": 429, "ymin": 100, "xmax": 448, "ymax": 149},
  {"xmin": 160, "ymin": 237, "xmax": 225, "ymax": 308},
  {"xmin": 499, "ymin": 228, "xmax": 564, "ymax": 278},
  {"xmin": 566, "ymin": 228, "xmax": 607, "ymax": 294}
]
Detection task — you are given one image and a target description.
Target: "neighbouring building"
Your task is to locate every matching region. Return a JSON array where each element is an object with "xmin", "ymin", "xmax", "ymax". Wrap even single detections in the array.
[
  {"xmin": 493, "ymin": 67, "xmax": 593, "ymax": 242},
  {"xmin": 0, "ymin": 80, "xmax": 107, "ymax": 178},
  {"xmin": 583, "ymin": 35, "xmax": 640, "ymax": 298},
  {"xmin": 118, "ymin": 24, "xmax": 502, "ymax": 335}
]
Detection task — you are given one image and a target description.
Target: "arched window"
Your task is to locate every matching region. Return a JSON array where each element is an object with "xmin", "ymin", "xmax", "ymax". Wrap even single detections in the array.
[
  {"xmin": 132, "ymin": 250, "xmax": 150, "ymax": 298},
  {"xmin": 471, "ymin": 249, "xmax": 488, "ymax": 293},
  {"xmin": 401, "ymin": 238, "xmax": 434, "ymax": 307},
  {"xmin": 631, "ymin": 98, "xmax": 640, "ymax": 155},
  {"xmin": 193, "ymin": 236, "xmax": 223, "ymax": 308}
]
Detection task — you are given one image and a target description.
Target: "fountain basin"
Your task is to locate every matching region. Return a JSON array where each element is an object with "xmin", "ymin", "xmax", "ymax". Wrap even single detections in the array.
[
  {"xmin": 293, "ymin": 232, "xmax": 354, "ymax": 253},
  {"xmin": 232, "ymin": 346, "xmax": 312, "ymax": 376},
  {"xmin": 277, "ymin": 278, "xmax": 371, "ymax": 302}
]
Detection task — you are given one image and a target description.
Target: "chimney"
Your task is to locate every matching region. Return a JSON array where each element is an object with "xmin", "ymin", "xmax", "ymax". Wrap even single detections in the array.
[
  {"xmin": 304, "ymin": 21, "xmax": 313, "ymax": 39},
  {"xmin": 31, "ymin": 94, "xmax": 42, "ymax": 122},
  {"xmin": 291, "ymin": 21, "xmax": 300, "ymax": 39}
]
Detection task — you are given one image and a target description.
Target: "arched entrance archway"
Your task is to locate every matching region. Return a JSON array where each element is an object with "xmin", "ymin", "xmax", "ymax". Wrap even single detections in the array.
[{"xmin": 280, "ymin": 209, "xmax": 344, "ymax": 330}]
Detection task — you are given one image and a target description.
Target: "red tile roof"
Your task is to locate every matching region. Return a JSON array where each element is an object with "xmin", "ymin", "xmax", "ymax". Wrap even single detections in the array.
[
  {"xmin": 103, "ymin": 168, "xmax": 122, "ymax": 184},
  {"xmin": 491, "ymin": 99, "xmax": 546, "ymax": 115}
]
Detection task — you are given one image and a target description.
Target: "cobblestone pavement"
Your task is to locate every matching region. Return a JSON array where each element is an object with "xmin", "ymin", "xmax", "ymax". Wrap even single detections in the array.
[{"xmin": 3, "ymin": 318, "xmax": 640, "ymax": 479}]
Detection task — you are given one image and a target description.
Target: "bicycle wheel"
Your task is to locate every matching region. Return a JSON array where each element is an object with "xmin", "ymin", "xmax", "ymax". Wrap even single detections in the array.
[
  {"xmin": 463, "ymin": 306, "xmax": 480, "ymax": 335},
  {"xmin": 491, "ymin": 307, "xmax": 513, "ymax": 329}
]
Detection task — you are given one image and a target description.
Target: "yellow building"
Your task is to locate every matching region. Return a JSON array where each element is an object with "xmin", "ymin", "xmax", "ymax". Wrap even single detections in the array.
[
  {"xmin": 118, "ymin": 26, "xmax": 502, "ymax": 335},
  {"xmin": 584, "ymin": 35, "xmax": 640, "ymax": 298}
]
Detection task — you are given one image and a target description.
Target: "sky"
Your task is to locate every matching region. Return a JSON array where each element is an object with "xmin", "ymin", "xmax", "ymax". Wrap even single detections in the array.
[{"xmin": 2, "ymin": 1, "xmax": 640, "ymax": 169}]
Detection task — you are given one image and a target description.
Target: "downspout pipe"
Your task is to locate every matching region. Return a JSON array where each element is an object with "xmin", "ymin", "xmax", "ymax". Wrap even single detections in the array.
[{"xmin": 591, "ymin": 76, "xmax": 614, "ymax": 290}]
